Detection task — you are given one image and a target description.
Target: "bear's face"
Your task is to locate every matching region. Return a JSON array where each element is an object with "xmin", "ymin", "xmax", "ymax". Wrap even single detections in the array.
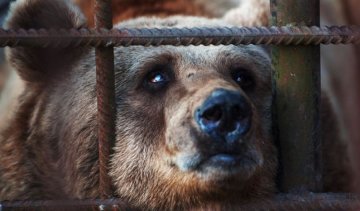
[
  {"xmin": 3, "ymin": 0, "xmax": 277, "ymax": 209},
  {"xmin": 108, "ymin": 17, "xmax": 276, "ymax": 209}
]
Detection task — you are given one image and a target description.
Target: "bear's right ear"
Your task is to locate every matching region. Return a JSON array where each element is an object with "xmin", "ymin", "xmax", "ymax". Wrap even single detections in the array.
[{"xmin": 5, "ymin": 0, "xmax": 88, "ymax": 83}]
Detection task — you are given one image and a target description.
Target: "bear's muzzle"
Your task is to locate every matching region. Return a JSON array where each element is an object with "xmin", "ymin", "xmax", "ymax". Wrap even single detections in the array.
[{"xmin": 195, "ymin": 88, "xmax": 252, "ymax": 144}]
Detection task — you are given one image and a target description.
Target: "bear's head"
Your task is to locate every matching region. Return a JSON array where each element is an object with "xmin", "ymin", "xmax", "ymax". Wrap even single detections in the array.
[{"xmin": 5, "ymin": 0, "xmax": 276, "ymax": 209}]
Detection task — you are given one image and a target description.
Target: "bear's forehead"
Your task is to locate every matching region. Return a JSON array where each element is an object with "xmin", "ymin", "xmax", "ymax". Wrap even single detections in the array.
[
  {"xmin": 115, "ymin": 45, "xmax": 267, "ymax": 67},
  {"xmin": 113, "ymin": 45, "xmax": 270, "ymax": 79},
  {"xmin": 112, "ymin": 16, "xmax": 270, "ymax": 77},
  {"xmin": 116, "ymin": 16, "xmax": 231, "ymax": 29}
]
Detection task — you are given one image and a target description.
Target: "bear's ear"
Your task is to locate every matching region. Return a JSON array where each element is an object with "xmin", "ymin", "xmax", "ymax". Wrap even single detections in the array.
[
  {"xmin": 222, "ymin": 0, "xmax": 270, "ymax": 27},
  {"xmin": 5, "ymin": 0, "xmax": 88, "ymax": 83}
]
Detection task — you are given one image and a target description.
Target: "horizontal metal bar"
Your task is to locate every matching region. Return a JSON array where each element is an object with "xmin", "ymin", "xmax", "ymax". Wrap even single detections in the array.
[
  {"xmin": 0, "ymin": 26, "xmax": 359, "ymax": 47},
  {"xmin": 1, "ymin": 193, "xmax": 359, "ymax": 210}
]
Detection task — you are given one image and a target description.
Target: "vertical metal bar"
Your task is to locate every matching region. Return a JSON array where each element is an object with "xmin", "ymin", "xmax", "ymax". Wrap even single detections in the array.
[
  {"xmin": 271, "ymin": 0, "xmax": 321, "ymax": 192},
  {"xmin": 95, "ymin": 0, "xmax": 115, "ymax": 198}
]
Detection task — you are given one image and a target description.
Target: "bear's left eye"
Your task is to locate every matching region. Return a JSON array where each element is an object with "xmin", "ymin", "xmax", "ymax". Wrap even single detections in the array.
[
  {"xmin": 144, "ymin": 71, "xmax": 170, "ymax": 91},
  {"xmin": 231, "ymin": 69, "xmax": 255, "ymax": 90}
]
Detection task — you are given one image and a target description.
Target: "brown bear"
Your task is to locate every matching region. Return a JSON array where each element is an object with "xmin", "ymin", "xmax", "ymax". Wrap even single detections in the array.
[{"xmin": 0, "ymin": 0, "xmax": 351, "ymax": 210}]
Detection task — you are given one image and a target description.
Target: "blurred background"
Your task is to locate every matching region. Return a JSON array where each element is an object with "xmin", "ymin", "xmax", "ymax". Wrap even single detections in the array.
[
  {"xmin": 320, "ymin": 0, "xmax": 360, "ymax": 192},
  {"xmin": 0, "ymin": 0, "xmax": 359, "ymax": 191},
  {"xmin": 0, "ymin": 0, "xmax": 14, "ymax": 90}
]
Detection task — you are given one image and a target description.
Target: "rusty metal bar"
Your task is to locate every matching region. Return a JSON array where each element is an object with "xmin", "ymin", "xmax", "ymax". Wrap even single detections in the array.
[
  {"xmin": 0, "ymin": 199, "xmax": 131, "ymax": 211},
  {"xmin": 1, "ymin": 193, "xmax": 359, "ymax": 210},
  {"xmin": 271, "ymin": 0, "xmax": 321, "ymax": 192},
  {"xmin": 0, "ymin": 26, "xmax": 359, "ymax": 47},
  {"xmin": 95, "ymin": 0, "xmax": 115, "ymax": 199}
]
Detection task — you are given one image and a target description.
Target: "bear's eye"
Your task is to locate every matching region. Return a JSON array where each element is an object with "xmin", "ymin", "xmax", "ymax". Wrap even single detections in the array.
[
  {"xmin": 150, "ymin": 73, "xmax": 167, "ymax": 83},
  {"xmin": 231, "ymin": 69, "xmax": 255, "ymax": 90},
  {"xmin": 144, "ymin": 71, "xmax": 170, "ymax": 91}
]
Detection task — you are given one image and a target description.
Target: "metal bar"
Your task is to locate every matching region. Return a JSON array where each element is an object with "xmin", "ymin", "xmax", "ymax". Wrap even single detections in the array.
[
  {"xmin": 0, "ymin": 199, "xmax": 131, "ymax": 211},
  {"xmin": 271, "ymin": 0, "xmax": 321, "ymax": 192},
  {"xmin": 95, "ymin": 0, "xmax": 115, "ymax": 199},
  {"xmin": 0, "ymin": 26, "xmax": 359, "ymax": 47},
  {"xmin": 1, "ymin": 193, "xmax": 359, "ymax": 210}
]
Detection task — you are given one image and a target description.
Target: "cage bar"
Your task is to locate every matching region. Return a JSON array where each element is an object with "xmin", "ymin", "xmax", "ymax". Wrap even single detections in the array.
[
  {"xmin": 95, "ymin": 0, "xmax": 115, "ymax": 199},
  {"xmin": 0, "ymin": 0, "xmax": 359, "ymax": 209},
  {"xmin": 271, "ymin": 0, "xmax": 322, "ymax": 192},
  {"xmin": 0, "ymin": 26, "xmax": 359, "ymax": 47},
  {"xmin": 0, "ymin": 193, "xmax": 359, "ymax": 210}
]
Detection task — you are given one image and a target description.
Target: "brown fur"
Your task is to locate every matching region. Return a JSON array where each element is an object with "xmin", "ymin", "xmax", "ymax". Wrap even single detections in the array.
[
  {"xmin": 0, "ymin": 0, "xmax": 351, "ymax": 210},
  {"xmin": 74, "ymin": 0, "xmax": 210, "ymax": 27},
  {"xmin": 74, "ymin": 0, "xmax": 269, "ymax": 28}
]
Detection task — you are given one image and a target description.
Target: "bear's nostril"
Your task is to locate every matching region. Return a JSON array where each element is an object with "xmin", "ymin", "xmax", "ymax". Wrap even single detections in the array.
[
  {"xmin": 231, "ymin": 105, "xmax": 245, "ymax": 121},
  {"xmin": 202, "ymin": 105, "xmax": 222, "ymax": 122}
]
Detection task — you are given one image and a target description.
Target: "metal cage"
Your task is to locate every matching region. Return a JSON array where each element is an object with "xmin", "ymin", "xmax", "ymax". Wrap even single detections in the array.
[{"xmin": 1, "ymin": 0, "xmax": 360, "ymax": 210}]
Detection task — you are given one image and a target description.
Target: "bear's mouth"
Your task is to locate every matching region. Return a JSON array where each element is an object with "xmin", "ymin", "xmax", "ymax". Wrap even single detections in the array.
[
  {"xmin": 198, "ymin": 149, "xmax": 260, "ymax": 172},
  {"xmin": 174, "ymin": 144, "xmax": 263, "ymax": 181},
  {"xmin": 199, "ymin": 153, "xmax": 243, "ymax": 169}
]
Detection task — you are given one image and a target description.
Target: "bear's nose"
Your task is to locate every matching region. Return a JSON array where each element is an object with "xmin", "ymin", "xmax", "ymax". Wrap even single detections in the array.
[{"xmin": 195, "ymin": 89, "xmax": 252, "ymax": 143}]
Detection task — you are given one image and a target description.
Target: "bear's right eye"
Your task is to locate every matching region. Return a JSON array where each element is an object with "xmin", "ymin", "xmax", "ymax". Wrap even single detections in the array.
[{"xmin": 144, "ymin": 71, "xmax": 170, "ymax": 91}]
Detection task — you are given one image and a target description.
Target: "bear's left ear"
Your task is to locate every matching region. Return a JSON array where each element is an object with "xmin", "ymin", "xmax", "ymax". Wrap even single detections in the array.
[
  {"xmin": 5, "ymin": 0, "xmax": 88, "ymax": 83},
  {"xmin": 222, "ymin": 0, "xmax": 270, "ymax": 27}
]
